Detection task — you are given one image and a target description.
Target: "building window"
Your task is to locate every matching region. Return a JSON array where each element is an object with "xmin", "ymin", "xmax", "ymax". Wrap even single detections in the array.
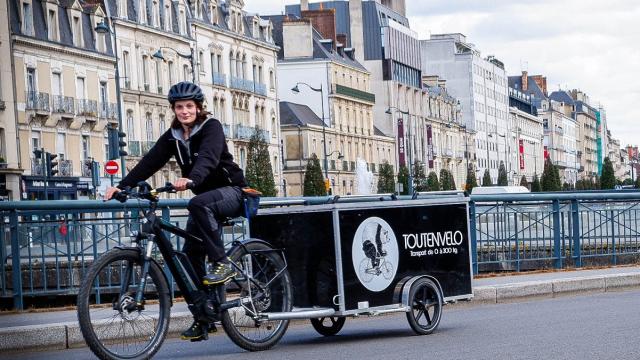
[
  {"xmin": 72, "ymin": 16, "xmax": 82, "ymax": 46},
  {"xmin": 47, "ymin": 9, "xmax": 58, "ymax": 41},
  {"xmin": 31, "ymin": 131, "xmax": 41, "ymax": 155},
  {"xmin": 168, "ymin": 61, "xmax": 174, "ymax": 85},
  {"xmin": 159, "ymin": 114, "xmax": 166, "ymax": 134},
  {"xmin": 164, "ymin": 3, "xmax": 172, "ymax": 31},
  {"xmin": 183, "ymin": 64, "xmax": 190, "ymax": 81},
  {"xmin": 26, "ymin": 68, "xmax": 36, "ymax": 94},
  {"xmin": 155, "ymin": 59, "xmax": 163, "ymax": 93},
  {"xmin": 269, "ymin": 70, "xmax": 274, "ymax": 89},
  {"xmin": 99, "ymin": 82, "xmax": 108, "ymax": 113},
  {"xmin": 56, "ymin": 132, "xmax": 66, "ymax": 160},
  {"xmin": 146, "ymin": 113, "xmax": 154, "ymax": 141},
  {"xmin": 142, "ymin": 55, "xmax": 150, "ymax": 90},
  {"xmin": 52, "ymin": 72, "xmax": 62, "ymax": 97},
  {"xmin": 22, "ymin": 2, "xmax": 33, "ymax": 36},
  {"xmin": 122, "ymin": 51, "xmax": 131, "ymax": 88},
  {"xmin": 76, "ymin": 76, "xmax": 85, "ymax": 99},
  {"xmin": 126, "ymin": 110, "xmax": 135, "ymax": 139},
  {"xmin": 82, "ymin": 135, "xmax": 90, "ymax": 160}
]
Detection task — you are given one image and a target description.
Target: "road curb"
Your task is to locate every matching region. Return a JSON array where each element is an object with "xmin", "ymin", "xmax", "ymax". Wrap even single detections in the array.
[
  {"xmin": 471, "ymin": 272, "xmax": 640, "ymax": 304},
  {"xmin": 3, "ymin": 272, "xmax": 640, "ymax": 353}
]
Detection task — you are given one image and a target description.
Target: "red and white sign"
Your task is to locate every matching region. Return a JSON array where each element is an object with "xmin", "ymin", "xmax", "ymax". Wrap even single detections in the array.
[{"xmin": 104, "ymin": 160, "xmax": 120, "ymax": 175}]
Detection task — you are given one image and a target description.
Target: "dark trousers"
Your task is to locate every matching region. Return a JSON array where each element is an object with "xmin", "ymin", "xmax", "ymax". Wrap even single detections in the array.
[{"xmin": 182, "ymin": 186, "xmax": 243, "ymax": 279}]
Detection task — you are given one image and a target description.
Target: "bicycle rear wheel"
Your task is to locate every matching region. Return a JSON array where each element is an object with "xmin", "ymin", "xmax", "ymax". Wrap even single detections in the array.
[
  {"xmin": 77, "ymin": 248, "xmax": 171, "ymax": 360},
  {"xmin": 221, "ymin": 241, "xmax": 292, "ymax": 351}
]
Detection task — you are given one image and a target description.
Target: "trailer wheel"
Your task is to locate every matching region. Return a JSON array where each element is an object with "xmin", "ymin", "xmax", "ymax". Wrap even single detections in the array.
[
  {"xmin": 310, "ymin": 316, "xmax": 346, "ymax": 336},
  {"xmin": 406, "ymin": 278, "xmax": 443, "ymax": 335}
]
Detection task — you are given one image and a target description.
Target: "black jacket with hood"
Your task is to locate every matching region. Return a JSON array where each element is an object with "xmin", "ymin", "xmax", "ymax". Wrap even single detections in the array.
[{"xmin": 118, "ymin": 116, "xmax": 247, "ymax": 194}]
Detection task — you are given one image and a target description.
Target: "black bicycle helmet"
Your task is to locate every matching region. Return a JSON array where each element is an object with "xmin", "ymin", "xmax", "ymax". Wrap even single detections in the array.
[{"xmin": 167, "ymin": 81, "xmax": 204, "ymax": 104}]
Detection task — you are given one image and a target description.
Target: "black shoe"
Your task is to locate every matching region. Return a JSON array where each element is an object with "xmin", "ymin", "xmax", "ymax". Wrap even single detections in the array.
[
  {"xmin": 203, "ymin": 261, "xmax": 236, "ymax": 286},
  {"xmin": 180, "ymin": 321, "xmax": 208, "ymax": 341}
]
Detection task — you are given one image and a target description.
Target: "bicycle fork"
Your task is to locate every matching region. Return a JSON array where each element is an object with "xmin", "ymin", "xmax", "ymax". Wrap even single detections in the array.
[{"xmin": 134, "ymin": 237, "xmax": 156, "ymax": 307}]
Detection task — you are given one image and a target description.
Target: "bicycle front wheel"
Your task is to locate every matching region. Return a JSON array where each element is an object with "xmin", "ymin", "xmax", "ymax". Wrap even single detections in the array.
[
  {"xmin": 221, "ymin": 241, "xmax": 292, "ymax": 351},
  {"xmin": 77, "ymin": 248, "xmax": 171, "ymax": 360}
]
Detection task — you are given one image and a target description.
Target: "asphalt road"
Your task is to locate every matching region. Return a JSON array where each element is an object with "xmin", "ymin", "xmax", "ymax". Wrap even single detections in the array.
[{"xmin": 4, "ymin": 289, "xmax": 640, "ymax": 360}]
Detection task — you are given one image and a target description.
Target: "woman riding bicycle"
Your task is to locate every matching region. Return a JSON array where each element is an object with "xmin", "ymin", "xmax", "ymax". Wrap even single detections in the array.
[{"xmin": 104, "ymin": 81, "xmax": 246, "ymax": 340}]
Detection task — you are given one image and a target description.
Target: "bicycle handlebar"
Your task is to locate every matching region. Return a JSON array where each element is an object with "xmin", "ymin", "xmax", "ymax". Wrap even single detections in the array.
[{"xmin": 111, "ymin": 181, "xmax": 191, "ymax": 203}]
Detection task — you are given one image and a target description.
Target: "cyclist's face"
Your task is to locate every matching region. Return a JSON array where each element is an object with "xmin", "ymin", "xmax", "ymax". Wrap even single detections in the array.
[{"xmin": 173, "ymin": 100, "xmax": 198, "ymax": 127}]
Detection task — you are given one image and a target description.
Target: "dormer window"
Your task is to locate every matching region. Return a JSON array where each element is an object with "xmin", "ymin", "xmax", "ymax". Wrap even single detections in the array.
[
  {"xmin": 153, "ymin": 0, "xmax": 160, "ymax": 28},
  {"xmin": 22, "ymin": 1, "xmax": 34, "ymax": 36},
  {"xmin": 164, "ymin": 2, "xmax": 172, "ymax": 31},
  {"xmin": 47, "ymin": 8, "xmax": 59, "ymax": 41},
  {"xmin": 139, "ymin": 0, "xmax": 147, "ymax": 24},
  {"xmin": 209, "ymin": 3, "xmax": 217, "ymax": 25},
  {"xmin": 72, "ymin": 15, "xmax": 83, "ymax": 47},
  {"xmin": 179, "ymin": 9, "xmax": 186, "ymax": 34}
]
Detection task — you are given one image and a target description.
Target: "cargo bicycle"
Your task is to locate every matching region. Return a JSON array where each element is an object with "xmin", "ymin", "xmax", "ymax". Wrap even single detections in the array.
[{"xmin": 76, "ymin": 181, "xmax": 292, "ymax": 359}]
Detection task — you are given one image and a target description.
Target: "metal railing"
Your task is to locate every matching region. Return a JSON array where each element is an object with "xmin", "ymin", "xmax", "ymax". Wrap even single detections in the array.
[
  {"xmin": 470, "ymin": 191, "xmax": 640, "ymax": 274},
  {"xmin": 0, "ymin": 200, "xmax": 247, "ymax": 310},
  {"xmin": 3, "ymin": 191, "xmax": 640, "ymax": 309},
  {"xmin": 25, "ymin": 91, "xmax": 51, "ymax": 112},
  {"xmin": 254, "ymin": 83, "xmax": 267, "ymax": 96},
  {"xmin": 59, "ymin": 160, "xmax": 73, "ymax": 176},
  {"xmin": 234, "ymin": 124, "xmax": 254, "ymax": 140},
  {"xmin": 230, "ymin": 76, "xmax": 255, "ymax": 93},
  {"xmin": 212, "ymin": 72, "xmax": 227, "ymax": 87},
  {"xmin": 52, "ymin": 96, "xmax": 75, "ymax": 114},
  {"xmin": 76, "ymin": 99, "xmax": 98, "ymax": 117}
]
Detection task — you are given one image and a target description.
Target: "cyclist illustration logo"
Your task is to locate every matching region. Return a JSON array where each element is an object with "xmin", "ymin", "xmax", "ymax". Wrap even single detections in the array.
[{"xmin": 352, "ymin": 217, "xmax": 398, "ymax": 292}]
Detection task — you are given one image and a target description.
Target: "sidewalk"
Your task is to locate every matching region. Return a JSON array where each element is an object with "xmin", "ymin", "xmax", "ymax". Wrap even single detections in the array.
[{"xmin": 2, "ymin": 265, "xmax": 640, "ymax": 352}]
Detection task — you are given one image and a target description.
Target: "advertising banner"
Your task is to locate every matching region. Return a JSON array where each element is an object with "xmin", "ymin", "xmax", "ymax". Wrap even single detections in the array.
[
  {"xmin": 397, "ymin": 118, "xmax": 405, "ymax": 166},
  {"xmin": 519, "ymin": 139, "xmax": 525, "ymax": 170},
  {"xmin": 427, "ymin": 125, "xmax": 434, "ymax": 169}
]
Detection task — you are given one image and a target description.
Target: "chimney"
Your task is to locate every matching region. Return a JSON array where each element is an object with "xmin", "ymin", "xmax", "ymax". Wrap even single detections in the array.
[
  {"xmin": 337, "ymin": 33, "xmax": 348, "ymax": 48},
  {"xmin": 349, "ymin": 0, "xmax": 365, "ymax": 63},
  {"xmin": 300, "ymin": 0, "xmax": 308, "ymax": 11},
  {"xmin": 282, "ymin": 19, "xmax": 314, "ymax": 59},
  {"xmin": 521, "ymin": 71, "xmax": 528, "ymax": 92},
  {"xmin": 301, "ymin": 8, "xmax": 337, "ymax": 49},
  {"xmin": 531, "ymin": 75, "xmax": 547, "ymax": 96}
]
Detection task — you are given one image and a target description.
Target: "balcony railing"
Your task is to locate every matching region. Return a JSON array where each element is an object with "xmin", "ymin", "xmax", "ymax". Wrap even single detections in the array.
[
  {"xmin": 254, "ymin": 83, "xmax": 267, "ymax": 96},
  {"xmin": 333, "ymin": 84, "xmax": 375, "ymax": 103},
  {"xmin": 52, "ymin": 95, "xmax": 75, "ymax": 114},
  {"xmin": 76, "ymin": 99, "xmax": 98, "ymax": 117},
  {"xmin": 222, "ymin": 124, "xmax": 231, "ymax": 138},
  {"xmin": 127, "ymin": 140, "xmax": 156, "ymax": 157},
  {"xmin": 443, "ymin": 148, "xmax": 454, "ymax": 158},
  {"xmin": 99, "ymin": 103, "xmax": 118, "ymax": 119},
  {"xmin": 556, "ymin": 144, "xmax": 565, "ymax": 151},
  {"xmin": 81, "ymin": 160, "xmax": 93, "ymax": 177},
  {"xmin": 230, "ymin": 77, "xmax": 255, "ymax": 93},
  {"xmin": 31, "ymin": 159, "xmax": 45, "ymax": 176},
  {"xmin": 234, "ymin": 124, "xmax": 254, "ymax": 140},
  {"xmin": 25, "ymin": 91, "xmax": 51, "ymax": 112},
  {"xmin": 59, "ymin": 160, "xmax": 73, "ymax": 176},
  {"xmin": 213, "ymin": 72, "xmax": 227, "ymax": 87}
]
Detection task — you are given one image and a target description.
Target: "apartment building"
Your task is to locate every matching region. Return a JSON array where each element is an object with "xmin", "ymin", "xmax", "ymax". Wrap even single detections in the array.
[
  {"xmin": 10, "ymin": 0, "xmax": 118, "ymax": 200},
  {"xmin": 272, "ymin": 15, "xmax": 395, "ymax": 196}
]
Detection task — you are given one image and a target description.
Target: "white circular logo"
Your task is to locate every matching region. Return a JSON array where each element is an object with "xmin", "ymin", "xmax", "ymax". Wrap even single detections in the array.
[{"xmin": 352, "ymin": 217, "xmax": 399, "ymax": 292}]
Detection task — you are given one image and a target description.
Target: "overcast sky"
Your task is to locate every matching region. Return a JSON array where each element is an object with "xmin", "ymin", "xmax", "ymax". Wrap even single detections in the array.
[{"xmin": 249, "ymin": 0, "xmax": 640, "ymax": 148}]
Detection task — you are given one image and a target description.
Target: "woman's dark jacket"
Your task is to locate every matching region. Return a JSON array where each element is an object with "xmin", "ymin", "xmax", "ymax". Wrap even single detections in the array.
[{"xmin": 118, "ymin": 116, "xmax": 247, "ymax": 194}]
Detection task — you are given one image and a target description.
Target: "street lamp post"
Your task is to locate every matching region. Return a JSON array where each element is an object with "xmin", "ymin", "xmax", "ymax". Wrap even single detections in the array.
[
  {"xmin": 291, "ymin": 83, "xmax": 329, "ymax": 191},
  {"xmin": 153, "ymin": 47, "xmax": 196, "ymax": 83},
  {"xmin": 95, "ymin": 18, "xmax": 126, "ymax": 177},
  {"xmin": 386, "ymin": 107, "xmax": 412, "ymax": 195}
]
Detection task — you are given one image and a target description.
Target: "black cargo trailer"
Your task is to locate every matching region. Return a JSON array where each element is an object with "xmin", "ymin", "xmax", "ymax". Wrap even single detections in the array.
[{"xmin": 249, "ymin": 193, "xmax": 473, "ymax": 336}]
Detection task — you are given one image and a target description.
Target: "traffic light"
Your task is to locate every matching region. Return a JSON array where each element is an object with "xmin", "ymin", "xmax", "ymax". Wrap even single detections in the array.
[
  {"xmin": 45, "ymin": 152, "xmax": 58, "ymax": 177},
  {"xmin": 108, "ymin": 126, "xmax": 128, "ymax": 160}
]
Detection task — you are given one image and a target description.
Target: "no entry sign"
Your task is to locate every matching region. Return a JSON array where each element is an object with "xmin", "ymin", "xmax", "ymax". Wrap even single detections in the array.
[{"xmin": 104, "ymin": 160, "xmax": 120, "ymax": 175}]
